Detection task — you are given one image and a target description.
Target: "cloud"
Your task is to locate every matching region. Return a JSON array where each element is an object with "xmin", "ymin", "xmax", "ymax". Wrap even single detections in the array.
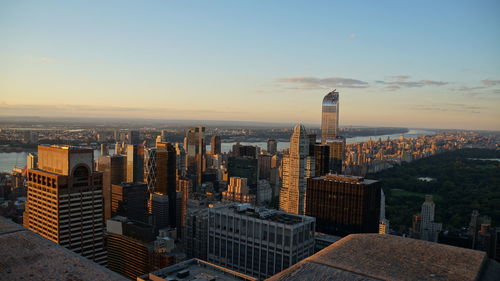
[
  {"xmin": 23, "ymin": 55, "xmax": 58, "ymax": 64},
  {"xmin": 348, "ymin": 34, "xmax": 357, "ymax": 39},
  {"xmin": 411, "ymin": 103, "xmax": 487, "ymax": 114},
  {"xmin": 276, "ymin": 76, "xmax": 369, "ymax": 89},
  {"xmin": 0, "ymin": 103, "xmax": 245, "ymax": 118},
  {"xmin": 481, "ymin": 79, "xmax": 500, "ymax": 86},
  {"xmin": 378, "ymin": 76, "xmax": 448, "ymax": 90}
]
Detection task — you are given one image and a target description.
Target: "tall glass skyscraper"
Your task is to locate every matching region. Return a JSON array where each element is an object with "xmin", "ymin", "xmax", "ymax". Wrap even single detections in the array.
[{"xmin": 321, "ymin": 90, "xmax": 339, "ymax": 144}]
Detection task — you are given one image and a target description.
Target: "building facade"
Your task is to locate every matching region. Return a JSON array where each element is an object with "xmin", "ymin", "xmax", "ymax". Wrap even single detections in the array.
[
  {"xmin": 305, "ymin": 175, "xmax": 381, "ymax": 236},
  {"xmin": 206, "ymin": 204, "xmax": 316, "ymax": 279},
  {"xmin": 23, "ymin": 145, "xmax": 107, "ymax": 265},
  {"xmin": 279, "ymin": 124, "xmax": 315, "ymax": 215},
  {"xmin": 321, "ymin": 90, "xmax": 340, "ymax": 144}
]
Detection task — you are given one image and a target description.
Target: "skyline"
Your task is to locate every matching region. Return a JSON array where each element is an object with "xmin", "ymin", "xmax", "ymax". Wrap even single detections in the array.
[{"xmin": 1, "ymin": 1, "xmax": 500, "ymax": 130}]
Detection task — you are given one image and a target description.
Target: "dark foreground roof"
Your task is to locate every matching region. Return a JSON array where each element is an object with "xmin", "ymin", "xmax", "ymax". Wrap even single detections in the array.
[
  {"xmin": 266, "ymin": 233, "xmax": 500, "ymax": 281},
  {"xmin": 0, "ymin": 216, "xmax": 127, "ymax": 281}
]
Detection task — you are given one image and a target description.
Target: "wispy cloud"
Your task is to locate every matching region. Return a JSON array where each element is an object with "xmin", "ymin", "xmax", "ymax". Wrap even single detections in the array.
[
  {"xmin": 348, "ymin": 33, "xmax": 357, "ymax": 39},
  {"xmin": 276, "ymin": 76, "xmax": 369, "ymax": 89},
  {"xmin": 378, "ymin": 76, "xmax": 448, "ymax": 90},
  {"xmin": 23, "ymin": 55, "xmax": 58, "ymax": 64},
  {"xmin": 0, "ymin": 103, "xmax": 245, "ymax": 118},
  {"xmin": 481, "ymin": 79, "xmax": 500, "ymax": 86},
  {"xmin": 411, "ymin": 103, "xmax": 487, "ymax": 114}
]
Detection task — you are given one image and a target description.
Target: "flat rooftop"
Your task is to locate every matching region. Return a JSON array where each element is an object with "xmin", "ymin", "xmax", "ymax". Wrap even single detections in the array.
[
  {"xmin": 212, "ymin": 203, "xmax": 314, "ymax": 225},
  {"xmin": 313, "ymin": 174, "xmax": 379, "ymax": 185},
  {"xmin": 0, "ymin": 216, "xmax": 127, "ymax": 281},
  {"xmin": 137, "ymin": 258, "xmax": 257, "ymax": 281},
  {"xmin": 266, "ymin": 233, "xmax": 500, "ymax": 281}
]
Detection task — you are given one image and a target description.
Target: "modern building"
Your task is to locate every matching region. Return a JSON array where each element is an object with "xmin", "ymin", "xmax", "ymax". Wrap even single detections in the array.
[
  {"xmin": 227, "ymin": 156, "xmax": 259, "ymax": 191},
  {"xmin": 312, "ymin": 144, "xmax": 329, "ymax": 176},
  {"xmin": 267, "ymin": 139, "xmax": 278, "ymax": 155},
  {"xmin": 279, "ymin": 124, "xmax": 315, "ymax": 215},
  {"xmin": 185, "ymin": 126, "xmax": 205, "ymax": 190},
  {"xmin": 145, "ymin": 142, "xmax": 178, "ymax": 229},
  {"xmin": 305, "ymin": 175, "xmax": 381, "ymax": 236},
  {"xmin": 326, "ymin": 136, "xmax": 345, "ymax": 174},
  {"xmin": 206, "ymin": 203, "xmax": 316, "ymax": 279},
  {"xmin": 258, "ymin": 153, "xmax": 272, "ymax": 180},
  {"xmin": 111, "ymin": 182, "xmax": 148, "ymax": 222},
  {"xmin": 106, "ymin": 217, "xmax": 157, "ymax": 279},
  {"xmin": 126, "ymin": 144, "xmax": 144, "ymax": 183},
  {"xmin": 137, "ymin": 258, "xmax": 257, "ymax": 281},
  {"xmin": 128, "ymin": 130, "xmax": 140, "ymax": 145},
  {"xmin": 23, "ymin": 145, "xmax": 107, "ymax": 265},
  {"xmin": 320, "ymin": 90, "xmax": 340, "ymax": 144},
  {"xmin": 97, "ymin": 154, "xmax": 127, "ymax": 221},
  {"xmin": 232, "ymin": 143, "xmax": 258, "ymax": 158},
  {"xmin": 210, "ymin": 135, "xmax": 222, "ymax": 155}
]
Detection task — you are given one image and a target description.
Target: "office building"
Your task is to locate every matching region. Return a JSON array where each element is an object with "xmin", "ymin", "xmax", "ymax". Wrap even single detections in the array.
[
  {"xmin": 326, "ymin": 136, "xmax": 345, "ymax": 174},
  {"xmin": 321, "ymin": 90, "xmax": 340, "ymax": 144},
  {"xmin": 222, "ymin": 177, "xmax": 255, "ymax": 203},
  {"xmin": 257, "ymin": 179, "xmax": 273, "ymax": 204},
  {"xmin": 106, "ymin": 217, "xmax": 157, "ymax": 279},
  {"xmin": 97, "ymin": 154, "xmax": 127, "ymax": 221},
  {"xmin": 312, "ymin": 144, "xmax": 329, "ymax": 176},
  {"xmin": 232, "ymin": 143, "xmax": 258, "ymax": 158},
  {"xmin": 126, "ymin": 144, "xmax": 144, "ymax": 183},
  {"xmin": 258, "ymin": 153, "xmax": 272, "ymax": 180},
  {"xmin": 210, "ymin": 135, "xmax": 222, "ymax": 155},
  {"xmin": 228, "ymin": 156, "xmax": 259, "ymax": 191},
  {"xmin": 206, "ymin": 203, "xmax": 316, "ymax": 279},
  {"xmin": 305, "ymin": 175, "xmax": 381, "ymax": 236},
  {"xmin": 185, "ymin": 126, "xmax": 205, "ymax": 190},
  {"xmin": 23, "ymin": 145, "xmax": 107, "ymax": 265},
  {"xmin": 279, "ymin": 124, "xmax": 315, "ymax": 215},
  {"xmin": 144, "ymin": 143, "xmax": 178, "ymax": 228},
  {"xmin": 128, "ymin": 130, "xmax": 140, "ymax": 145},
  {"xmin": 267, "ymin": 139, "xmax": 278, "ymax": 155},
  {"xmin": 111, "ymin": 182, "xmax": 148, "ymax": 222}
]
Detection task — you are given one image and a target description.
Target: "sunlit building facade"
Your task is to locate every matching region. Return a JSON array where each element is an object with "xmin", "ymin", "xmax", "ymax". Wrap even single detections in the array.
[
  {"xmin": 279, "ymin": 124, "xmax": 315, "ymax": 215},
  {"xmin": 321, "ymin": 90, "xmax": 339, "ymax": 144}
]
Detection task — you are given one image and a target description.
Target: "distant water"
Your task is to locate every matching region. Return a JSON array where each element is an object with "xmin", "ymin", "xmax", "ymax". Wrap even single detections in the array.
[{"xmin": 0, "ymin": 129, "xmax": 435, "ymax": 172}]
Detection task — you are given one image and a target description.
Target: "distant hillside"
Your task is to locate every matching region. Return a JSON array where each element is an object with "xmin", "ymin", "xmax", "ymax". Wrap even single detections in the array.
[{"xmin": 368, "ymin": 149, "xmax": 500, "ymax": 231}]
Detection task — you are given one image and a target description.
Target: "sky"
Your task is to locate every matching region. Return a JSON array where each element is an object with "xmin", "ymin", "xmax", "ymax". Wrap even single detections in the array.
[{"xmin": 0, "ymin": 0, "xmax": 499, "ymax": 130}]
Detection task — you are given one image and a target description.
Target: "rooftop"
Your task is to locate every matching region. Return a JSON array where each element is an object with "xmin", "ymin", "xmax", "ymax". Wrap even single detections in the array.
[
  {"xmin": 0, "ymin": 216, "xmax": 127, "ymax": 281},
  {"xmin": 266, "ymin": 233, "xmax": 500, "ymax": 281},
  {"xmin": 211, "ymin": 203, "xmax": 314, "ymax": 225},
  {"xmin": 313, "ymin": 174, "xmax": 379, "ymax": 185},
  {"xmin": 137, "ymin": 258, "xmax": 257, "ymax": 281}
]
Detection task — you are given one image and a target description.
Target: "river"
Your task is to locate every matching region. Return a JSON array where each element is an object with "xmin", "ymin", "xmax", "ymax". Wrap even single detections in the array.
[{"xmin": 0, "ymin": 129, "xmax": 434, "ymax": 172}]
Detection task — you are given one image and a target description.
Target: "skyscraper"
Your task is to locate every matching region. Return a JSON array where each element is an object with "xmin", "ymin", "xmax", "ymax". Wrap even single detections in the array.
[
  {"xmin": 210, "ymin": 135, "xmax": 221, "ymax": 155},
  {"xmin": 145, "ymin": 142, "xmax": 178, "ymax": 229},
  {"xmin": 267, "ymin": 139, "xmax": 278, "ymax": 155},
  {"xmin": 128, "ymin": 130, "xmax": 140, "ymax": 145},
  {"xmin": 321, "ymin": 90, "xmax": 339, "ymax": 144},
  {"xmin": 279, "ymin": 124, "xmax": 315, "ymax": 215},
  {"xmin": 97, "ymin": 154, "xmax": 127, "ymax": 221},
  {"xmin": 111, "ymin": 182, "xmax": 148, "ymax": 221},
  {"xmin": 184, "ymin": 126, "xmax": 205, "ymax": 190},
  {"xmin": 306, "ymin": 175, "xmax": 381, "ymax": 236},
  {"xmin": 326, "ymin": 136, "xmax": 345, "ymax": 174},
  {"xmin": 416, "ymin": 195, "xmax": 442, "ymax": 242},
  {"xmin": 23, "ymin": 145, "xmax": 107, "ymax": 265},
  {"xmin": 126, "ymin": 144, "xmax": 144, "ymax": 183}
]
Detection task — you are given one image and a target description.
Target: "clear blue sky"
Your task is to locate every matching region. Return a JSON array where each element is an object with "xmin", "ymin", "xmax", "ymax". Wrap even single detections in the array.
[{"xmin": 1, "ymin": 0, "xmax": 499, "ymax": 129}]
